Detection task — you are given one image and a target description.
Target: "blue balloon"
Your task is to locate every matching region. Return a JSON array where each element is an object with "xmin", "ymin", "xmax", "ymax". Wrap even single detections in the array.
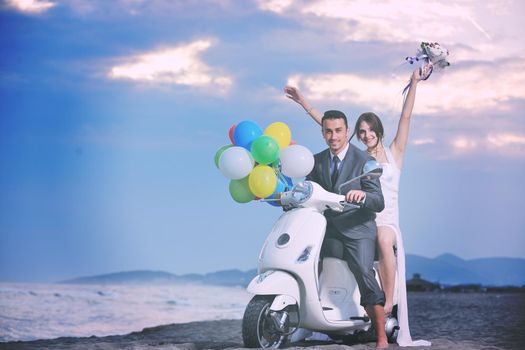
[
  {"xmin": 233, "ymin": 120, "xmax": 263, "ymax": 150},
  {"xmin": 282, "ymin": 174, "xmax": 294, "ymax": 189},
  {"xmin": 266, "ymin": 177, "xmax": 287, "ymax": 207}
]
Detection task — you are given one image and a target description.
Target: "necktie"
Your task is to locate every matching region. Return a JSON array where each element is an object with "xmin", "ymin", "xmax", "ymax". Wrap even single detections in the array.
[{"xmin": 331, "ymin": 155, "xmax": 340, "ymax": 186}]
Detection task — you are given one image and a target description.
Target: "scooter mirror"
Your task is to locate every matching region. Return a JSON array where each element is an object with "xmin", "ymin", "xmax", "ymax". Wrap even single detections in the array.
[
  {"xmin": 363, "ymin": 159, "xmax": 383, "ymax": 178},
  {"xmin": 337, "ymin": 160, "xmax": 383, "ymax": 194}
]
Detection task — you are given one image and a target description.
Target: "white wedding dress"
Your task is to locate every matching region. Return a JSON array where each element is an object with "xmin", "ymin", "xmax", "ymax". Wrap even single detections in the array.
[{"xmin": 375, "ymin": 146, "xmax": 430, "ymax": 347}]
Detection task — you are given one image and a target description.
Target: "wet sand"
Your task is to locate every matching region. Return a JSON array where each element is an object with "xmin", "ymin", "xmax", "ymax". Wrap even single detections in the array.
[
  {"xmin": 0, "ymin": 319, "xmax": 508, "ymax": 350},
  {"xmin": 3, "ymin": 292, "xmax": 523, "ymax": 350}
]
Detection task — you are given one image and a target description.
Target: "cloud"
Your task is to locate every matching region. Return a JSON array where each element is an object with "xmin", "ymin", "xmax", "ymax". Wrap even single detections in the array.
[
  {"xmin": 302, "ymin": 0, "xmax": 468, "ymax": 42},
  {"xmin": 487, "ymin": 133, "xmax": 525, "ymax": 147},
  {"xmin": 256, "ymin": 0, "xmax": 293, "ymax": 13},
  {"xmin": 451, "ymin": 136, "xmax": 478, "ymax": 151},
  {"xmin": 286, "ymin": 59, "xmax": 525, "ymax": 158},
  {"xmin": 444, "ymin": 132, "xmax": 525, "ymax": 157},
  {"xmin": 58, "ymin": 0, "xmax": 253, "ymax": 18},
  {"xmin": 416, "ymin": 61, "xmax": 525, "ymax": 114},
  {"xmin": 4, "ymin": 0, "xmax": 56, "ymax": 13},
  {"xmin": 260, "ymin": 0, "xmax": 480, "ymax": 43},
  {"xmin": 108, "ymin": 40, "xmax": 233, "ymax": 93},
  {"xmin": 272, "ymin": 1, "xmax": 525, "ymax": 159},
  {"xmin": 286, "ymin": 60, "xmax": 525, "ymax": 115},
  {"xmin": 260, "ymin": 0, "xmax": 524, "ymax": 65},
  {"xmin": 402, "ymin": 132, "xmax": 525, "ymax": 159},
  {"xmin": 287, "ymin": 72, "xmax": 400, "ymax": 112},
  {"xmin": 411, "ymin": 138, "xmax": 435, "ymax": 146}
]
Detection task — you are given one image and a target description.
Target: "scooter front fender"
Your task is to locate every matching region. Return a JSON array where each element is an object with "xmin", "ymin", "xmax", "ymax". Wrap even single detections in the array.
[{"xmin": 246, "ymin": 270, "xmax": 300, "ymax": 305}]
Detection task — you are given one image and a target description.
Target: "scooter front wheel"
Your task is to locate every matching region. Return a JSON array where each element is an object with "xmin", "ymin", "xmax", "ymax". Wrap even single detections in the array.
[{"xmin": 242, "ymin": 295, "xmax": 293, "ymax": 348}]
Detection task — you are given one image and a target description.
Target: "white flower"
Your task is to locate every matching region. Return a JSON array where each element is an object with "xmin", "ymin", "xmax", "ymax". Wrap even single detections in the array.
[{"xmin": 420, "ymin": 42, "xmax": 450, "ymax": 69}]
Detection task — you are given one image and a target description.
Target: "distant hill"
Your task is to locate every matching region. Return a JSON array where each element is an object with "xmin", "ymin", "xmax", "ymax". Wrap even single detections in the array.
[
  {"xmin": 61, "ymin": 268, "xmax": 257, "ymax": 287},
  {"xmin": 61, "ymin": 270, "xmax": 182, "ymax": 285},
  {"xmin": 405, "ymin": 254, "xmax": 525, "ymax": 286},
  {"xmin": 60, "ymin": 254, "xmax": 525, "ymax": 287}
]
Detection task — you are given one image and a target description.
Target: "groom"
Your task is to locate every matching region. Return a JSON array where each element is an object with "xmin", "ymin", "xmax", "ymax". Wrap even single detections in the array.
[{"xmin": 306, "ymin": 110, "xmax": 388, "ymax": 348}]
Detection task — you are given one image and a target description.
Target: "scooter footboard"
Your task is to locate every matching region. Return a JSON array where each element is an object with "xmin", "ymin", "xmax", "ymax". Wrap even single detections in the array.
[
  {"xmin": 246, "ymin": 270, "xmax": 300, "ymax": 309},
  {"xmin": 319, "ymin": 257, "xmax": 364, "ymax": 320}
]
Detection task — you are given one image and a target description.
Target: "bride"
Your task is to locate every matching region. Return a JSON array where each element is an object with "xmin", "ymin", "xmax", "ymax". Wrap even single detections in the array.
[{"xmin": 284, "ymin": 65, "xmax": 431, "ymax": 347}]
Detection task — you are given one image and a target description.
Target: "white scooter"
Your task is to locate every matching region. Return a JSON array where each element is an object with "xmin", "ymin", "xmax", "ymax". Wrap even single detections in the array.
[{"xmin": 242, "ymin": 161, "xmax": 399, "ymax": 348}]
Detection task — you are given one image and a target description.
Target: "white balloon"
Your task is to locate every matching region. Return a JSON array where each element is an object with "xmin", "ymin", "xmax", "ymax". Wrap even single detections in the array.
[
  {"xmin": 280, "ymin": 144, "xmax": 314, "ymax": 178},
  {"xmin": 219, "ymin": 146, "xmax": 255, "ymax": 180}
]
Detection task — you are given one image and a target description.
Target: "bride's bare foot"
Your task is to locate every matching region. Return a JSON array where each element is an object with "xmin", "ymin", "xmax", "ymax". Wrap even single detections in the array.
[
  {"xmin": 366, "ymin": 305, "xmax": 389, "ymax": 349},
  {"xmin": 376, "ymin": 340, "xmax": 389, "ymax": 349},
  {"xmin": 376, "ymin": 329, "xmax": 389, "ymax": 349}
]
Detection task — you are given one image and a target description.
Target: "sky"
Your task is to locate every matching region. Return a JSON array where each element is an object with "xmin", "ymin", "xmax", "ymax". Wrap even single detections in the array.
[{"xmin": 0, "ymin": 0, "xmax": 524, "ymax": 282}]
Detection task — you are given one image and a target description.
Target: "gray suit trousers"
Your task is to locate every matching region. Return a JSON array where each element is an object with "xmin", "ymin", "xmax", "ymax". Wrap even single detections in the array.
[{"xmin": 322, "ymin": 222, "xmax": 385, "ymax": 307}]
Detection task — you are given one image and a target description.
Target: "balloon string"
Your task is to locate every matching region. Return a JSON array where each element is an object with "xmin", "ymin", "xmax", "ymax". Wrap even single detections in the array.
[{"xmin": 273, "ymin": 162, "xmax": 291, "ymax": 191}]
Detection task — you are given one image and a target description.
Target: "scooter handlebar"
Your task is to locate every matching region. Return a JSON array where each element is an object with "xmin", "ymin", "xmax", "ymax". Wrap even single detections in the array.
[
  {"xmin": 267, "ymin": 181, "xmax": 364, "ymax": 212},
  {"xmin": 342, "ymin": 201, "xmax": 361, "ymax": 210}
]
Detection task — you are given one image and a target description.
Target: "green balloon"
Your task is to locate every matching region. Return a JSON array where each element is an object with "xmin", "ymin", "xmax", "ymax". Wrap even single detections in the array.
[
  {"xmin": 214, "ymin": 144, "xmax": 233, "ymax": 168},
  {"xmin": 250, "ymin": 135, "xmax": 279, "ymax": 165},
  {"xmin": 229, "ymin": 176, "xmax": 255, "ymax": 203}
]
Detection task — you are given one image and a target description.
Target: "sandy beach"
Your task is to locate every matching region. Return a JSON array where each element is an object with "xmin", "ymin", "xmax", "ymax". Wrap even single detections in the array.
[
  {"xmin": 2, "ymin": 289, "xmax": 524, "ymax": 350},
  {"xmin": 0, "ymin": 319, "xmax": 509, "ymax": 350}
]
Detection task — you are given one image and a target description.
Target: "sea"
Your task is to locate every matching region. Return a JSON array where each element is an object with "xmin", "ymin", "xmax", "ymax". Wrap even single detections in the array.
[
  {"xmin": 1, "ymin": 283, "xmax": 524, "ymax": 349},
  {"xmin": 0, "ymin": 282, "xmax": 251, "ymax": 342},
  {"xmin": 406, "ymin": 292, "xmax": 525, "ymax": 350}
]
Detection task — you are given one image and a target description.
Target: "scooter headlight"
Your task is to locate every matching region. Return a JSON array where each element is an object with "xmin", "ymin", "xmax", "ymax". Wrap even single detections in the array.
[
  {"xmin": 290, "ymin": 181, "xmax": 313, "ymax": 204},
  {"xmin": 276, "ymin": 233, "xmax": 290, "ymax": 247}
]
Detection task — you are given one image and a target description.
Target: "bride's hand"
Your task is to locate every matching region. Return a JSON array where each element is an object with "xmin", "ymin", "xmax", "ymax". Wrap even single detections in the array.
[
  {"xmin": 412, "ymin": 63, "xmax": 432, "ymax": 82},
  {"xmin": 284, "ymin": 85, "xmax": 305, "ymax": 105}
]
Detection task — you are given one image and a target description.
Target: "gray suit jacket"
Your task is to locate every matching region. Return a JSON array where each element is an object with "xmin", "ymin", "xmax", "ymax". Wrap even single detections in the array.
[{"xmin": 306, "ymin": 143, "xmax": 384, "ymax": 239}]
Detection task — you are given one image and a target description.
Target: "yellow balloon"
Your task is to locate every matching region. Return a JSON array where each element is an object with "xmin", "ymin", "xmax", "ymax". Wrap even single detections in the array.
[
  {"xmin": 248, "ymin": 165, "xmax": 278, "ymax": 198},
  {"xmin": 264, "ymin": 122, "xmax": 292, "ymax": 150}
]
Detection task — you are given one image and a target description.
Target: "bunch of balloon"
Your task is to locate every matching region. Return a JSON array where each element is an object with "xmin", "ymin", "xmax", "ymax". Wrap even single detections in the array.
[{"xmin": 214, "ymin": 120, "xmax": 315, "ymax": 204}]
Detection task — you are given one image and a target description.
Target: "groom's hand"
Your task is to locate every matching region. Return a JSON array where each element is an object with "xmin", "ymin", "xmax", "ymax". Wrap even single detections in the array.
[{"xmin": 345, "ymin": 190, "xmax": 366, "ymax": 204}]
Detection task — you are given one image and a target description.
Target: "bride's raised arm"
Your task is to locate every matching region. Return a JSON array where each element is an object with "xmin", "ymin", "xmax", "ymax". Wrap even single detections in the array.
[
  {"xmin": 390, "ymin": 64, "xmax": 430, "ymax": 168},
  {"xmin": 284, "ymin": 85, "xmax": 323, "ymax": 126}
]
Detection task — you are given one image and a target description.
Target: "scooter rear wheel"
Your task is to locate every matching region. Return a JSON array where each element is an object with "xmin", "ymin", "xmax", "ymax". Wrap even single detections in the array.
[
  {"xmin": 242, "ymin": 295, "xmax": 291, "ymax": 348},
  {"xmin": 386, "ymin": 305, "xmax": 399, "ymax": 343}
]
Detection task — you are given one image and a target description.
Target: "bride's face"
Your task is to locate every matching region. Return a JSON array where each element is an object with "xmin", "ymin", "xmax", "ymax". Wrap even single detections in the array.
[{"xmin": 358, "ymin": 121, "xmax": 379, "ymax": 149}]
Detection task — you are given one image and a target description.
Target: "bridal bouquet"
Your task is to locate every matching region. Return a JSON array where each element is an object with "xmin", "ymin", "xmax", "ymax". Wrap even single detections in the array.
[
  {"xmin": 403, "ymin": 41, "xmax": 450, "ymax": 92},
  {"xmin": 419, "ymin": 42, "xmax": 450, "ymax": 68}
]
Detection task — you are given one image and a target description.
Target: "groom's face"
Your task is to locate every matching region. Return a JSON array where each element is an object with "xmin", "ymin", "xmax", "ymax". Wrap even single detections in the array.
[{"xmin": 322, "ymin": 118, "xmax": 349, "ymax": 155}]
